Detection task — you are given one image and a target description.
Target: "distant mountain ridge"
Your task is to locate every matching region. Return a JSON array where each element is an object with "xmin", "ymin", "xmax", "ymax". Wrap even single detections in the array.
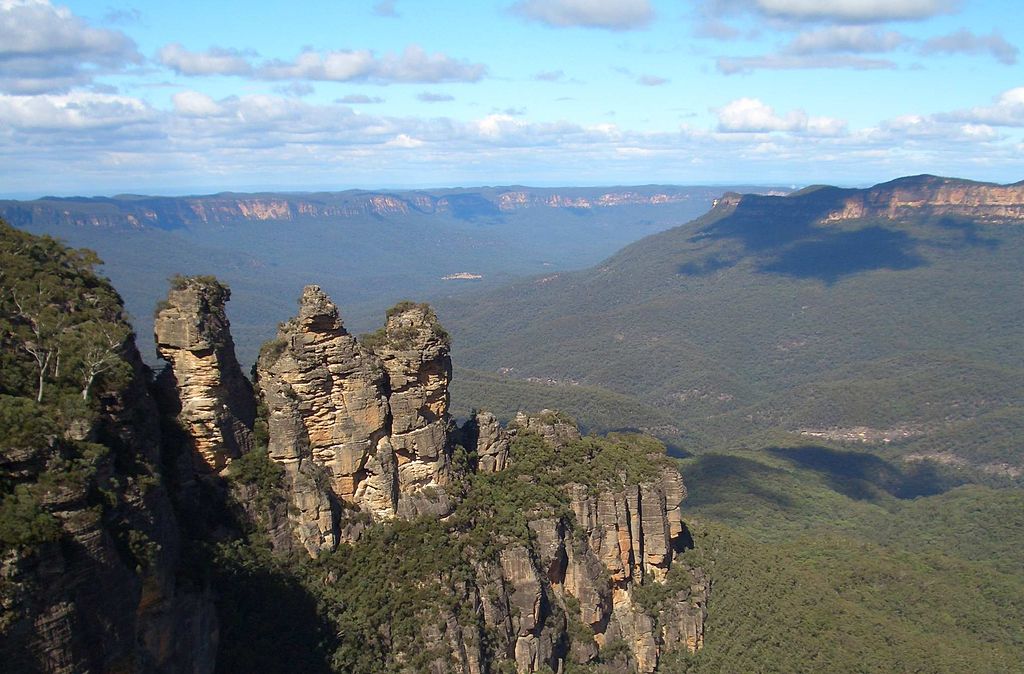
[
  {"xmin": 0, "ymin": 185, "xmax": 783, "ymax": 231},
  {"xmin": 441, "ymin": 174, "xmax": 1024, "ymax": 477}
]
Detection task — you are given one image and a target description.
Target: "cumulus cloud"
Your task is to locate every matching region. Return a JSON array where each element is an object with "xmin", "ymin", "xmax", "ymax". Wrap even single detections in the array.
[
  {"xmin": 920, "ymin": 29, "xmax": 1018, "ymax": 65},
  {"xmin": 511, "ymin": 0, "xmax": 653, "ymax": 31},
  {"xmin": 870, "ymin": 113, "xmax": 1001, "ymax": 142},
  {"xmin": 158, "ymin": 43, "xmax": 254, "ymax": 76},
  {"xmin": 336, "ymin": 94, "xmax": 384, "ymax": 104},
  {"xmin": 717, "ymin": 53, "xmax": 895, "ymax": 74},
  {"xmin": 749, "ymin": 0, "xmax": 956, "ymax": 23},
  {"xmin": 0, "ymin": 0, "xmax": 141, "ymax": 93},
  {"xmin": 171, "ymin": 90, "xmax": 224, "ymax": 117},
  {"xmin": 785, "ymin": 26, "xmax": 908, "ymax": 54},
  {"xmin": 940, "ymin": 87, "xmax": 1024, "ymax": 126},
  {"xmin": 417, "ymin": 91, "xmax": 454, "ymax": 102},
  {"xmin": 159, "ymin": 44, "xmax": 487, "ymax": 84},
  {"xmin": 716, "ymin": 97, "xmax": 846, "ymax": 135},
  {"xmin": 0, "ymin": 91, "xmax": 152, "ymax": 129}
]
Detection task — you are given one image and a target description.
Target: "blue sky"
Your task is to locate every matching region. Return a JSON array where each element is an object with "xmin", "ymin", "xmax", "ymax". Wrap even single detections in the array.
[{"xmin": 1, "ymin": 0, "xmax": 1022, "ymax": 196}]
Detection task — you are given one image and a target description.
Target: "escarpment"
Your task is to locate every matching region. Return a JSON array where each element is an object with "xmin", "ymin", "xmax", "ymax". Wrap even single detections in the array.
[
  {"xmin": 0, "ymin": 225, "xmax": 217, "ymax": 674},
  {"xmin": 5, "ymin": 242, "xmax": 706, "ymax": 674},
  {"xmin": 826, "ymin": 175, "xmax": 1024, "ymax": 223}
]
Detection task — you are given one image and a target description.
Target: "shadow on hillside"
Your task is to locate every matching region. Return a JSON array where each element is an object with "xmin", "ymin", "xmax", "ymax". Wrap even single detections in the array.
[
  {"xmin": 760, "ymin": 227, "xmax": 924, "ymax": 283},
  {"xmin": 934, "ymin": 216, "xmax": 1000, "ymax": 249},
  {"xmin": 767, "ymin": 445, "xmax": 966, "ymax": 500},
  {"xmin": 680, "ymin": 453, "xmax": 795, "ymax": 510},
  {"xmin": 214, "ymin": 562, "xmax": 335, "ymax": 674},
  {"xmin": 681, "ymin": 191, "xmax": 928, "ymax": 283},
  {"xmin": 445, "ymin": 193, "xmax": 504, "ymax": 222}
]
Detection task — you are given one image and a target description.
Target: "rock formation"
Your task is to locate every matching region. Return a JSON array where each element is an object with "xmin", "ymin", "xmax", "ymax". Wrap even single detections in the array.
[
  {"xmin": 154, "ymin": 276, "xmax": 255, "ymax": 473},
  {"xmin": 459, "ymin": 410, "xmax": 511, "ymax": 472},
  {"xmin": 253, "ymin": 288, "xmax": 455, "ymax": 554},
  {"xmin": 826, "ymin": 175, "xmax": 1024, "ymax": 223},
  {"xmin": 512, "ymin": 409, "xmax": 582, "ymax": 448},
  {"xmin": 0, "ymin": 335, "xmax": 217, "ymax": 674}
]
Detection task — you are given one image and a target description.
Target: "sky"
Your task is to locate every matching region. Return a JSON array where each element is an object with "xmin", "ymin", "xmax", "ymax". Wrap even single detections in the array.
[{"xmin": 1, "ymin": 0, "xmax": 1022, "ymax": 197}]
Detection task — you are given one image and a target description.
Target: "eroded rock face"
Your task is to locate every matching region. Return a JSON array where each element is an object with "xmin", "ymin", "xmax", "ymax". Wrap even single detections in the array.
[
  {"xmin": 254, "ymin": 288, "xmax": 456, "ymax": 554},
  {"xmin": 458, "ymin": 411, "xmax": 511, "ymax": 473},
  {"xmin": 0, "ymin": 343, "xmax": 217, "ymax": 674},
  {"xmin": 155, "ymin": 277, "xmax": 255, "ymax": 473},
  {"xmin": 513, "ymin": 410, "xmax": 582, "ymax": 448},
  {"xmin": 826, "ymin": 176, "xmax": 1024, "ymax": 223},
  {"xmin": 373, "ymin": 302, "xmax": 455, "ymax": 518}
]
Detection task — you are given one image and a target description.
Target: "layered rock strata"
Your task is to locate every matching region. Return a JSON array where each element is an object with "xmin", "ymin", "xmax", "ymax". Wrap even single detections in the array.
[
  {"xmin": 154, "ymin": 277, "xmax": 255, "ymax": 473},
  {"xmin": 419, "ymin": 420, "xmax": 707, "ymax": 674},
  {"xmin": 0, "ymin": 342, "xmax": 217, "ymax": 674},
  {"xmin": 254, "ymin": 288, "xmax": 455, "ymax": 554}
]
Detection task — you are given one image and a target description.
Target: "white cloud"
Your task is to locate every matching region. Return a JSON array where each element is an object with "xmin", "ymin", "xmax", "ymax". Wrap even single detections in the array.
[
  {"xmin": 637, "ymin": 74, "xmax": 669, "ymax": 86},
  {"xmin": 534, "ymin": 70, "xmax": 566, "ymax": 81},
  {"xmin": 373, "ymin": 0, "xmax": 398, "ymax": 17},
  {"xmin": 511, "ymin": 0, "xmax": 653, "ymax": 31},
  {"xmin": 172, "ymin": 91, "xmax": 224, "ymax": 117},
  {"xmin": 336, "ymin": 94, "xmax": 384, "ymax": 104},
  {"xmin": 920, "ymin": 29, "xmax": 1018, "ymax": 65},
  {"xmin": 752, "ymin": 0, "xmax": 956, "ymax": 23},
  {"xmin": 158, "ymin": 43, "xmax": 254, "ymax": 76},
  {"xmin": 385, "ymin": 133, "xmax": 423, "ymax": 148},
  {"xmin": 871, "ymin": 114, "xmax": 1002, "ymax": 142},
  {"xmin": 785, "ymin": 26, "xmax": 908, "ymax": 54},
  {"xmin": 717, "ymin": 53, "xmax": 896, "ymax": 74},
  {"xmin": 416, "ymin": 91, "xmax": 454, "ymax": 102},
  {"xmin": 941, "ymin": 87, "xmax": 1024, "ymax": 127},
  {"xmin": 370, "ymin": 45, "xmax": 487, "ymax": 82},
  {"xmin": 259, "ymin": 49, "xmax": 375, "ymax": 80},
  {"xmin": 160, "ymin": 44, "xmax": 487, "ymax": 84},
  {"xmin": 717, "ymin": 97, "xmax": 806, "ymax": 132},
  {"xmin": 0, "ymin": 0, "xmax": 140, "ymax": 93},
  {"xmin": 716, "ymin": 97, "xmax": 846, "ymax": 136},
  {"xmin": 0, "ymin": 91, "xmax": 152, "ymax": 129}
]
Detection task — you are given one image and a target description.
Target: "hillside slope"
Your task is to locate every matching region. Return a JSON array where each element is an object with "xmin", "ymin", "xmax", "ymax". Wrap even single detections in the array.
[
  {"xmin": 439, "ymin": 175, "xmax": 1024, "ymax": 474},
  {"xmin": 4, "ymin": 185, "xmax": 781, "ymax": 364}
]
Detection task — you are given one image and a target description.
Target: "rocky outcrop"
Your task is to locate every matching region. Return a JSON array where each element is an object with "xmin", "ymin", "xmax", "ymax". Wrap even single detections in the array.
[
  {"xmin": 824, "ymin": 175, "xmax": 1024, "ymax": 223},
  {"xmin": 155, "ymin": 277, "xmax": 255, "ymax": 473},
  {"xmin": 459, "ymin": 411, "xmax": 512, "ymax": 473},
  {"xmin": 0, "ymin": 343, "xmax": 217, "ymax": 674},
  {"xmin": 254, "ymin": 288, "xmax": 456, "ymax": 554},
  {"xmin": 372, "ymin": 302, "xmax": 455, "ymax": 518},
  {"xmin": 451, "ymin": 425, "xmax": 706, "ymax": 674},
  {"xmin": 512, "ymin": 409, "xmax": 582, "ymax": 448}
]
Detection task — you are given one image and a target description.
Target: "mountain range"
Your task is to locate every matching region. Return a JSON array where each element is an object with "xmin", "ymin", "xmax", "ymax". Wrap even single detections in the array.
[
  {"xmin": 2, "ymin": 185, "xmax": 781, "ymax": 365},
  {"xmin": 440, "ymin": 175, "xmax": 1024, "ymax": 480}
]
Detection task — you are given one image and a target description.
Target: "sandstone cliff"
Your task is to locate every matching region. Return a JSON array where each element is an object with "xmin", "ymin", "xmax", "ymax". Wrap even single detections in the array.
[
  {"xmin": 154, "ymin": 276, "xmax": 255, "ymax": 473},
  {"xmin": 467, "ymin": 415, "xmax": 706, "ymax": 674},
  {"xmin": 824, "ymin": 175, "xmax": 1024, "ymax": 223},
  {"xmin": 118, "ymin": 276, "xmax": 707, "ymax": 672},
  {"xmin": 0, "ymin": 187, "xmax": 712, "ymax": 230},
  {"xmin": 0, "ymin": 337, "xmax": 217, "ymax": 674},
  {"xmin": 253, "ymin": 288, "xmax": 455, "ymax": 554}
]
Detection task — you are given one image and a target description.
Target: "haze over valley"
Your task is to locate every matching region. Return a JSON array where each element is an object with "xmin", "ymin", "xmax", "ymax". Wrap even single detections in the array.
[{"xmin": 2, "ymin": 1, "xmax": 1023, "ymax": 673}]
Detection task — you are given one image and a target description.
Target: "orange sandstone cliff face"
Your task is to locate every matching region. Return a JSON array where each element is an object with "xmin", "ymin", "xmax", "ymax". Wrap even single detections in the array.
[
  {"xmin": 824, "ymin": 176, "xmax": 1024, "ymax": 223},
  {"xmin": 253, "ymin": 287, "xmax": 455, "ymax": 554},
  {"xmin": 153, "ymin": 281, "xmax": 706, "ymax": 673},
  {"xmin": 154, "ymin": 278, "xmax": 256, "ymax": 474}
]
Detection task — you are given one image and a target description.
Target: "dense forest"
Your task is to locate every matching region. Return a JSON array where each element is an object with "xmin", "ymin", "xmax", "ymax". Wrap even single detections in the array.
[{"xmin": 2, "ymin": 215, "xmax": 1023, "ymax": 673}]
